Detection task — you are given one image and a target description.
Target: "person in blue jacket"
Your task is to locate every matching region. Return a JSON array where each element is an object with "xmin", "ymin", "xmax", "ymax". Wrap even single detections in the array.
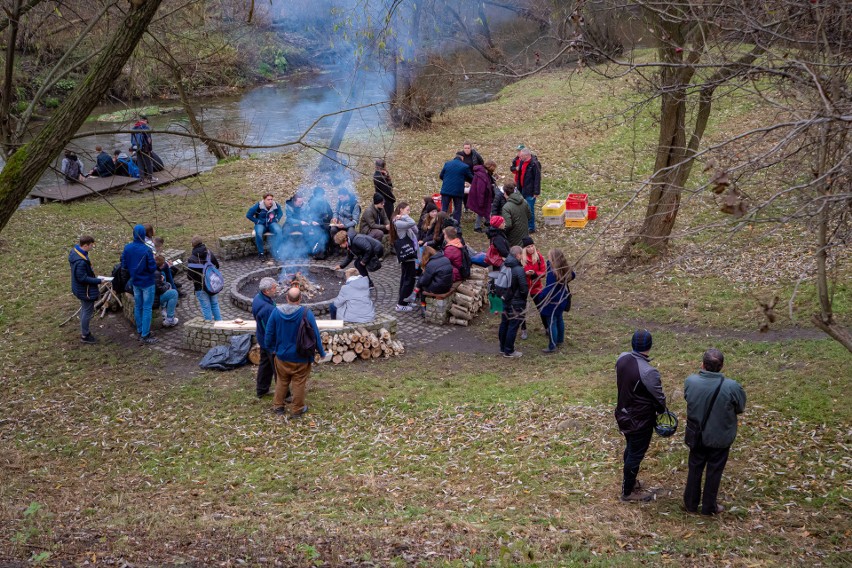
[
  {"xmin": 252, "ymin": 277, "xmax": 286, "ymax": 400},
  {"xmin": 121, "ymin": 224, "xmax": 159, "ymax": 344},
  {"xmin": 439, "ymin": 155, "xmax": 473, "ymax": 224},
  {"xmin": 265, "ymin": 287, "xmax": 330, "ymax": 418},
  {"xmin": 246, "ymin": 193, "xmax": 283, "ymax": 260},
  {"xmin": 537, "ymin": 249, "xmax": 575, "ymax": 353},
  {"xmin": 69, "ymin": 235, "xmax": 105, "ymax": 344}
]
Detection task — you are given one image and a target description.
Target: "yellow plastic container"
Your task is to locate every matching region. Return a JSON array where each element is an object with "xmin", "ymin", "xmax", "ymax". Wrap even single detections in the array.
[
  {"xmin": 542, "ymin": 199, "xmax": 566, "ymax": 216},
  {"xmin": 564, "ymin": 218, "xmax": 588, "ymax": 229}
]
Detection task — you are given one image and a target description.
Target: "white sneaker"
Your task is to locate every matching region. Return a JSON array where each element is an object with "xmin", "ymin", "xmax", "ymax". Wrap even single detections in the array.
[
  {"xmin": 161, "ymin": 309, "xmax": 167, "ymax": 319},
  {"xmin": 163, "ymin": 317, "xmax": 179, "ymax": 327},
  {"xmin": 395, "ymin": 304, "xmax": 414, "ymax": 312}
]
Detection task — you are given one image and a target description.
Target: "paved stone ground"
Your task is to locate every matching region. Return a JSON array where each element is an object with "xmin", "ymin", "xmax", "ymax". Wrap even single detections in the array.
[{"xmin": 145, "ymin": 252, "xmax": 457, "ymax": 358}]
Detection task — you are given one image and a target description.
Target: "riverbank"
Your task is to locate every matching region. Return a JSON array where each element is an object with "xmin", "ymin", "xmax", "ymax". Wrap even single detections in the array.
[{"xmin": 0, "ymin": 64, "xmax": 848, "ymax": 566}]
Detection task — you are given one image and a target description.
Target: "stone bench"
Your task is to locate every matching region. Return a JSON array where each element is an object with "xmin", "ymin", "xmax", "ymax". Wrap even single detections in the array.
[
  {"xmin": 182, "ymin": 314, "xmax": 398, "ymax": 353},
  {"xmin": 121, "ymin": 292, "xmax": 165, "ymax": 331},
  {"xmin": 218, "ymin": 232, "xmax": 270, "ymax": 260}
]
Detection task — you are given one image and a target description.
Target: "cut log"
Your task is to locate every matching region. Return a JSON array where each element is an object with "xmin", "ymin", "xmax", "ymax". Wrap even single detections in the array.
[
  {"xmin": 248, "ymin": 344, "xmax": 261, "ymax": 365},
  {"xmin": 359, "ymin": 349, "xmax": 371, "ymax": 360},
  {"xmin": 450, "ymin": 306, "xmax": 473, "ymax": 320},
  {"xmin": 342, "ymin": 350, "xmax": 357, "ymax": 363},
  {"xmin": 354, "ymin": 343, "xmax": 364, "ymax": 354},
  {"xmin": 320, "ymin": 332, "xmax": 330, "ymax": 342},
  {"xmin": 449, "ymin": 317, "xmax": 470, "ymax": 326},
  {"xmin": 371, "ymin": 347, "xmax": 382, "ymax": 358},
  {"xmin": 453, "ymin": 294, "xmax": 475, "ymax": 308},
  {"xmin": 332, "ymin": 354, "xmax": 343, "ymax": 364},
  {"xmin": 356, "ymin": 327, "xmax": 369, "ymax": 337},
  {"xmin": 370, "ymin": 336, "xmax": 380, "ymax": 348},
  {"xmin": 457, "ymin": 284, "xmax": 480, "ymax": 297}
]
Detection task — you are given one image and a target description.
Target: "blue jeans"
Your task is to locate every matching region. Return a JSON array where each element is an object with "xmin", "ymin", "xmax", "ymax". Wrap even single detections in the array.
[
  {"xmin": 133, "ymin": 284, "xmax": 156, "ymax": 337},
  {"xmin": 498, "ymin": 306, "xmax": 523, "ymax": 354},
  {"xmin": 160, "ymin": 288, "xmax": 178, "ymax": 318},
  {"xmin": 254, "ymin": 222, "xmax": 282, "ymax": 255},
  {"xmin": 329, "ymin": 303, "xmax": 337, "ymax": 320},
  {"xmin": 80, "ymin": 299, "xmax": 95, "ymax": 337},
  {"xmin": 525, "ymin": 196, "xmax": 536, "ymax": 232},
  {"xmin": 540, "ymin": 305, "xmax": 565, "ymax": 350},
  {"xmin": 195, "ymin": 290, "xmax": 222, "ymax": 321},
  {"xmin": 441, "ymin": 194, "xmax": 463, "ymax": 224}
]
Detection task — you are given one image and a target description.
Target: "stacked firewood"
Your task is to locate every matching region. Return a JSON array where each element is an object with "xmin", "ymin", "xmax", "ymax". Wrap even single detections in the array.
[
  {"xmin": 448, "ymin": 266, "xmax": 489, "ymax": 326},
  {"xmin": 316, "ymin": 327, "xmax": 404, "ymax": 364}
]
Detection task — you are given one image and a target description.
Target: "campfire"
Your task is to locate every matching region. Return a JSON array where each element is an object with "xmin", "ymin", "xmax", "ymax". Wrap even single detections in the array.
[{"xmin": 281, "ymin": 271, "xmax": 322, "ymax": 300}]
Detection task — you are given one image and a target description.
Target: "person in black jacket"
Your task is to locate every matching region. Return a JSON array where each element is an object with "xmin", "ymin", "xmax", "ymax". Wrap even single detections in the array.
[
  {"xmin": 485, "ymin": 216, "xmax": 510, "ymax": 259},
  {"xmin": 614, "ymin": 330, "xmax": 667, "ymax": 502},
  {"xmin": 373, "ymin": 159, "xmax": 395, "ymax": 214},
  {"xmin": 512, "ymin": 148, "xmax": 542, "ymax": 233},
  {"xmin": 186, "ymin": 236, "xmax": 222, "ymax": 321},
  {"xmin": 498, "ymin": 246, "xmax": 529, "ymax": 358},
  {"xmin": 69, "ymin": 235, "xmax": 105, "ymax": 344},
  {"xmin": 416, "ymin": 246, "xmax": 453, "ymax": 295},
  {"xmin": 334, "ymin": 231, "xmax": 383, "ymax": 288}
]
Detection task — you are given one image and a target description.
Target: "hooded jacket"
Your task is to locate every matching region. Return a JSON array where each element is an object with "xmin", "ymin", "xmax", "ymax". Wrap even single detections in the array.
[
  {"xmin": 393, "ymin": 214, "xmax": 418, "ymax": 246},
  {"xmin": 186, "ymin": 243, "xmax": 220, "ymax": 293},
  {"xmin": 442, "ymin": 238, "xmax": 465, "ymax": 282},
  {"xmin": 265, "ymin": 304, "xmax": 327, "ymax": 363},
  {"xmin": 131, "ymin": 120, "xmax": 152, "ymax": 152},
  {"xmin": 684, "ymin": 370, "xmax": 746, "ymax": 448},
  {"xmin": 502, "ymin": 254, "xmax": 529, "ymax": 310},
  {"xmin": 467, "ymin": 165, "xmax": 494, "ymax": 218},
  {"xmin": 95, "ymin": 151, "xmax": 115, "ymax": 177},
  {"xmin": 246, "ymin": 200, "xmax": 283, "ymax": 227},
  {"xmin": 334, "ymin": 193, "xmax": 361, "ymax": 230},
  {"xmin": 439, "ymin": 158, "xmax": 474, "ymax": 198},
  {"xmin": 485, "ymin": 226, "xmax": 510, "ymax": 258},
  {"xmin": 491, "ymin": 189, "xmax": 507, "ymax": 217},
  {"xmin": 417, "ymin": 251, "xmax": 454, "ymax": 294},
  {"xmin": 252, "ymin": 291, "xmax": 277, "ymax": 351},
  {"xmin": 502, "ymin": 192, "xmax": 531, "ymax": 247},
  {"xmin": 339, "ymin": 234, "xmax": 384, "ymax": 270},
  {"xmin": 69, "ymin": 245, "xmax": 101, "ymax": 301},
  {"xmin": 120, "ymin": 225, "xmax": 157, "ymax": 288},
  {"xmin": 331, "ymin": 276, "xmax": 374, "ymax": 323},
  {"xmin": 615, "ymin": 351, "xmax": 667, "ymax": 435}
]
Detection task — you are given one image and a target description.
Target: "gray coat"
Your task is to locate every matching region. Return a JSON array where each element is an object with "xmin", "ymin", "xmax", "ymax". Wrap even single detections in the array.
[
  {"xmin": 331, "ymin": 276, "xmax": 374, "ymax": 323},
  {"xmin": 684, "ymin": 370, "xmax": 746, "ymax": 448}
]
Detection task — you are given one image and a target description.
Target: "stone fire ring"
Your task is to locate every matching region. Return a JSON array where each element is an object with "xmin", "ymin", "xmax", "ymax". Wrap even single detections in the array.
[{"xmin": 230, "ymin": 264, "xmax": 338, "ymax": 316}]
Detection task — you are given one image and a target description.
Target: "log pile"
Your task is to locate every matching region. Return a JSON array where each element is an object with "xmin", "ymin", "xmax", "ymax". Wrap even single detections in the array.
[
  {"xmin": 315, "ymin": 327, "xmax": 405, "ymax": 364},
  {"xmin": 447, "ymin": 266, "xmax": 489, "ymax": 326}
]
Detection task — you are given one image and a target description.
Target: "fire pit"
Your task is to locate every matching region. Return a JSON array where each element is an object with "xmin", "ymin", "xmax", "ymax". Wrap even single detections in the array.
[{"xmin": 230, "ymin": 264, "xmax": 344, "ymax": 315}]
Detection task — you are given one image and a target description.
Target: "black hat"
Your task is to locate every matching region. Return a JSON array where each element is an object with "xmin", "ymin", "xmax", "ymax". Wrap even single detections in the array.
[
  {"xmin": 632, "ymin": 329, "xmax": 653, "ymax": 352},
  {"xmin": 373, "ymin": 193, "xmax": 385, "ymax": 205},
  {"xmin": 521, "ymin": 236, "xmax": 535, "ymax": 247}
]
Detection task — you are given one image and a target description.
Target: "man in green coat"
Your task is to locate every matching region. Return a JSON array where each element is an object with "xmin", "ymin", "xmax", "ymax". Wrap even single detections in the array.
[
  {"xmin": 683, "ymin": 348, "xmax": 747, "ymax": 515},
  {"xmin": 501, "ymin": 183, "xmax": 531, "ymax": 247}
]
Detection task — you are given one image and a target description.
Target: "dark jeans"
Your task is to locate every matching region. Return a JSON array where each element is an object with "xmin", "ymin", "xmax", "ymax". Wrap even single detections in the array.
[
  {"xmin": 441, "ymin": 194, "xmax": 463, "ymax": 224},
  {"xmin": 138, "ymin": 150, "xmax": 153, "ymax": 178},
  {"xmin": 398, "ymin": 260, "xmax": 416, "ymax": 305},
  {"xmin": 80, "ymin": 298, "xmax": 95, "ymax": 337},
  {"xmin": 498, "ymin": 306, "xmax": 523, "ymax": 354},
  {"xmin": 539, "ymin": 306, "xmax": 566, "ymax": 350},
  {"xmin": 329, "ymin": 303, "xmax": 337, "ymax": 319},
  {"xmin": 684, "ymin": 443, "xmax": 730, "ymax": 514},
  {"xmin": 256, "ymin": 347, "xmax": 276, "ymax": 396},
  {"xmin": 622, "ymin": 428, "xmax": 654, "ymax": 496}
]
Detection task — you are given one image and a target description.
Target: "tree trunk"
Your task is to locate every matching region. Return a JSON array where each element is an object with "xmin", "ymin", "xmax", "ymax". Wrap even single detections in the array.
[
  {"xmin": 0, "ymin": 0, "xmax": 164, "ymax": 234},
  {"xmin": 173, "ymin": 67, "xmax": 228, "ymax": 160}
]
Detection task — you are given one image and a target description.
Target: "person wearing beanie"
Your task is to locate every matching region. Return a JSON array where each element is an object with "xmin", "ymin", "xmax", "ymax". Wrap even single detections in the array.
[
  {"xmin": 373, "ymin": 158, "xmax": 396, "ymax": 215},
  {"xmin": 485, "ymin": 215, "xmax": 510, "ymax": 264},
  {"xmin": 252, "ymin": 277, "xmax": 285, "ymax": 399},
  {"xmin": 359, "ymin": 193, "xmax": 390, "ymax": 242},
  {"xmin": 614, "ymin": 329, "xmax": 667, "ymax": 502}
]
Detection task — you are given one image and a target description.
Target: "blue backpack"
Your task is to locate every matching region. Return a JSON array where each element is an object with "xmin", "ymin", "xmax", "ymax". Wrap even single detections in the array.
[{"xmin": 188, "ymin": 252, "xmax": 224, "ymax": 295}]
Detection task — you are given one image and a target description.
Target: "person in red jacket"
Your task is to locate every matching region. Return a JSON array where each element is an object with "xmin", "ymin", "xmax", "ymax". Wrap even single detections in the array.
[
  {"xmin": 519, "ymin": 236, "xmax": 545, "ymax": 340},
  {"xmin": 441, "ymin": 226, "xmax": 465, "ymax": 282}
]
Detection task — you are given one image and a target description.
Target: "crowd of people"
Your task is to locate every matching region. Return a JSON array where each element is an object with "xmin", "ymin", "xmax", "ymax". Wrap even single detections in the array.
[{"xmin": 61, "ymin": 115, "xmax": 164, "ymax": 184}]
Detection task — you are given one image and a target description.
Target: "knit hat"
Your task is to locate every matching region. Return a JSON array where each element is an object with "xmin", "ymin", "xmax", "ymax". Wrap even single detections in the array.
[
  {"xmin": 632, "ymin": 329, "xmax": 653, "ymax": 353},
  {"xmin": 490, "ymin": 215, "xmax": 505, "ymax": 227},
  {"xmin": 423, "ymin": 202, "xmax": 438, "ymax": 215},
  {"xmin": 258, "ymin": 277, "xmax": 278, "ymax": 292},
  {"xmin": 521, "ymin": 236, "xmax": 534, "ymax": 247},
  {"xmin": 373, "ymin": 193, "xmax": 385, "ymax": 205}
]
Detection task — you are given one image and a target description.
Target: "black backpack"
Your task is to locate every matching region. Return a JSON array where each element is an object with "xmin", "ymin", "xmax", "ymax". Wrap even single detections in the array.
[
  {"xmin": 111, "ymin": 263, "xmax": 131, "ymax": 293},
  {"xmin": 296, "ymin": 308, "xmax": 318, "ymax": 359},
  {"xmin": 460, "ymin": 246, "xmax": 472, "ymax": 280},
  {"xmin": 65, "ymin": 158, "xmax": 81, "ymax": 182}
]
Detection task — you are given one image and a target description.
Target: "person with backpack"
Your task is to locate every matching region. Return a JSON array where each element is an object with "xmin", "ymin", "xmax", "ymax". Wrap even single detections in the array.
[
  {"xmin": 441, "ymin": 226, "xmax": 467, "ymax": 282},
  {"xmin": 246, "ymin": 192, "xmax": 284, "ymax": 260},
  {"xmin": 69, "ymin": 235, "xmax": 105, "ymax": 344},
  {"xmin": 265, "ymin": 286, "xmax": 330, "ymax": 418},
  {"xmin": 334, "ymin": 230, "xmax": 383, "ymax": 288},
  {"xmin": 537, "ymin": 249, "xmax": 574, "ymax": 353},
  {"xmin": 498, "ymin": 246, "xmax": 528, "ymax": 358},
  {"xmin": 120, "ymin": 225, "xmax": 159, "ymax": 344},
  {"xmin": 61, "ymin": 150, "xmax": 85, "ymax": 183},
  {"xmin": 131, "ymin": 114, "xmax": 155, "ymax": 183},
  {"xmin": 390, "ymin": 202, "xmax": 418, "ymax": 311},
  {"xmin": 486, "ymin": 215, "xmax": 510, "ymax": 261},
  {"xmin": 186, "ymin": 236, "xmax": 223, "ymax": 322},
  {"xmin": 113, "ymin": 150, "xmax": 140, "ymax": 178}
]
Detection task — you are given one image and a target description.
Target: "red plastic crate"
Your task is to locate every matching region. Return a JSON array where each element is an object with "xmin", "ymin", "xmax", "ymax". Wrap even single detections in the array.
[
  {"xmin": 566, "ymin": 193, "xmax": 588, "ymax": 210},
  {"xmin": 431, "ymin": 193, "xmax": 442, "ymax": 209},
  {"xmin": 588, "ymin": 205, "xmax": 598, "ymax": 220}
]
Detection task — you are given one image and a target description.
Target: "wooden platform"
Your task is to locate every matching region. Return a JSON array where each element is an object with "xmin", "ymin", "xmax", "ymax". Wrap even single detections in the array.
[{"xmin": 28, "ymin": 166, "xmax": 199, "ymax": 203}]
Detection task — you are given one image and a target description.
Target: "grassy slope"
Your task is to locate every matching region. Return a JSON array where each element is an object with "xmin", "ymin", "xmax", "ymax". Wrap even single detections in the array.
[{"xmin": 0, "ymin": 63, "xmax": 849, "ymax": 566}]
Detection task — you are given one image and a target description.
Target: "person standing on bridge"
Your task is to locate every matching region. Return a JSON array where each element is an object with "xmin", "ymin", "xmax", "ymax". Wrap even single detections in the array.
[{"xmin": 131, "ymin": 114, "xmax": 155, "ymax": 184}]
